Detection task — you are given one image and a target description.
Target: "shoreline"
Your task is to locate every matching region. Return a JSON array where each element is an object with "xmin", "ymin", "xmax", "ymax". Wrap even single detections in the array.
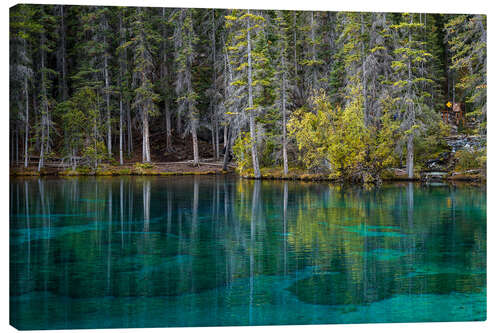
[{"xmin": 10, "ymin": 165, "xmax": 485, "ymax": 184}]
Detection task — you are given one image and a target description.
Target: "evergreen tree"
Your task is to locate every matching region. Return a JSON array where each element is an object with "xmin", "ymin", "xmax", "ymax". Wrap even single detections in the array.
[
  {"xmin": 226, "ymin": 9, "xmax": 268, "ymax": 178},
  {"xmin": 391, "ymin": 13, "xmax": 434, "ymax": 178},
  {"xmin": 36, "ymin": 6, "xmax": 57, "ymax": 171},
  {"xmin": 173, "ymin": 8, "xmax": 200, "ymax": 165},
  {"xmin": 10, "ymin": 4, "xmax": 41, "ymax": 167},
  {"xmin": 8, "ymin": 5, "xmax": 486, "ymax": 180},
  {"xmin": 273, "ymin": 11, "xmax": 291, "ymax": 175},
  {"xmin": 445, "ymin": 14, "xmax": 486, "ymax": 133},
  {"xmin": 127, "ymin": 7, "xmax": 160, "ymax": 163}
]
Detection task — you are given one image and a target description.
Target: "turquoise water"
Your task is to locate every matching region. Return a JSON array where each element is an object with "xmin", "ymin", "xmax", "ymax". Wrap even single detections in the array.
[{"xmin": 10, "ymin": 176, "xmax": 486, "ymax": 329}]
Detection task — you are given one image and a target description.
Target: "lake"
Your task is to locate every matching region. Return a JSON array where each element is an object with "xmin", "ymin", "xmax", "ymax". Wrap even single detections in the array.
[{"xmin": 10, "ymin": 176, "xmax": 486, "ymax": 329}]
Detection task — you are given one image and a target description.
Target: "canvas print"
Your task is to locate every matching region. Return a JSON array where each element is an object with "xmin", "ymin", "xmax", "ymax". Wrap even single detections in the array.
[{"xmin": 9, "ymin": 3, "xmax": 486, "ymax": 330}]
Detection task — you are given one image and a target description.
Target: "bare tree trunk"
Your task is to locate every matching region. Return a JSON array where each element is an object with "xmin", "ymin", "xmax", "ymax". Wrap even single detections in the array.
[
  {"xmin": 215, "ymin": 120, "xmax": 220, "ymax": 160},
  {"xmin": 211, "ymin": 121, "xmax": 216, "ymax": 159},
  {"xmin": 119, "ymin": 12, "xmax": 125, "ymax": 165},
  {"xmin": 176, "ymin": 113, "xmax": 182, "ymax": 136},
  {"xmin": 293, "ymin": 12, "xmax": 298, "ymax": 78},
  {"xmin": 407, "ymin": 133, "xmax": 414, "ymax": 178},
  {"xmin": 119, "ymin": 97, "xmax": 123, "ymax": 165},
  {"xmin": 162, "ymin": 8, "xmax": 172, "ymax": 153},
  {"xmin": 191, "ymin": 119, "xmax": 199, "ymax": 166},
  {"xmin": 246, "ymin": 11, "xmax": 261, "ymax": 178},
  {"xmin": 281, "ymin": 51, "xmax": 288, "ymax": 177},
  {"xmin": 165, "ymin": 105, "xmax": 172, "ymax": 151},
  {"xmin": 127, "ymin": 101, "xmax": 132, "ymax": 155},
  {"xmin": 361, "ymin": 14, "xmax": 368, "ymax": 125},
  {"xmin": 223, "ymin": 125, "xmax": 227, "ymax": 149},
  {"xmin": 24, "ymin": 73, "xmax": 29, "ymax": 168},
  {"xmin": 211, "ymin": 9, "xmax": 219, "ymax": 161},
  {"xmin": 104, "ymin": 35, "xmax": 112, "ymax": 158},
  {"xmin": 223, "ymin": 126, "xmax": 232, "ymax": 171},
  {"xmin": 38, "ymin": 32, "xmax": 48, "ymax": 172},
  {"xmin": 406, "ymin": 23, "xmax": 414, "ymax": 179},
  {"xmin": 311, "ymin": 12, "xmax": 318, "ymax": 93},
  {"xmin": 46, "ymin": 109, "xmax": 50, "ymax": 156},
  {"xmin": 142, "ymin": 108, "xmax": 151, "ymax": 163},
  {"xmin": 38, "ymin": 122, "xmax": 45, "ymax": 172},
  {"xmin": 59, "ymin": 6, "xmax": 68, "ymax": 100}
]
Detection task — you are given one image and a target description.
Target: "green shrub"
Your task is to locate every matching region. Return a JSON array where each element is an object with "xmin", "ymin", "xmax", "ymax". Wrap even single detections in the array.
[
  {"xmin": 233, "ymin": 132, "xmax": 253, "ymax": 173},
  {"xmin": 134, "ymin": 162, "xmax": 154, "ymax": 169},
  {"xmin": 119, "ymin": 168, "xmax": 131, "ymax": 175},
  {"xmin": 76, "ymin": 166, "xmax": 92, "ymax": 174},
  {"xmin": 454, "ymin": 149, "xmax": 486, "ymax": 172}
]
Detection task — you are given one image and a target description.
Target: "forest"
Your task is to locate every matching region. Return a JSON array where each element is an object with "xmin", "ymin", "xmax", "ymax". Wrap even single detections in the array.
[{"xmin": 9, "ymin": 5, "xmax": 487, "ymax": 182}]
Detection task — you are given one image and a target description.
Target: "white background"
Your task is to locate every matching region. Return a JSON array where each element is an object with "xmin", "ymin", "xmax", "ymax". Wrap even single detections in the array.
[{"xmin": 1, "ymin": 1, "xmax": 498, "ymax": 332}]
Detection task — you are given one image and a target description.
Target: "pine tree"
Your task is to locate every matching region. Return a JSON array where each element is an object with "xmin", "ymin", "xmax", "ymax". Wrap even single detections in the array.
[
  {"xmin": 273, "ymin": 11, "xmax": 291, "ymax": 175},
  {"xmin": 173, "ymin": 8, "xmax": 200, "ymax": 165},
  {"xmin": 337, "ymin": 12, "xmax": 370, "ymax": 122},
  {"xmin": 445, "ymin": 14, "xmax": 486, "ymax": 133},
  {"xmin": 127, "ymin": 7, "xmax": 160, "ymax": 163},
  {"xmin": 364, "ymin": 13, "xmax": 394, "ymax": 127},
  {"xmin": 157, "ymin": 7, "xmax": 175, "ymax": 153},
  {"xmin": 10, "ymin": 5, "xmax": 41, "ymax": 167},
  {"xmin": 226, "ymin": 9, "xmax": 268, "ymax": 178},
  {"xmin": 391, "ymin": 13, "xmax": 434, "ymax": 178},
  {"xmin": 8, "ymin": 5, "xmax": 487, "ymax": 178},
  {"xmin": 301, "ymin": 11, "xmax": 324, "ymax": 103},
  {"xmin": 36, "ymin": 6, "xmax": 57, "ymax": 171}
]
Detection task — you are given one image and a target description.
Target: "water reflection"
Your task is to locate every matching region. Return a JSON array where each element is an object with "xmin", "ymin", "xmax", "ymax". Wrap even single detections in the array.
[{"xmin": 10, "ymin": 176, "xmax": 486, "ymax": 329}]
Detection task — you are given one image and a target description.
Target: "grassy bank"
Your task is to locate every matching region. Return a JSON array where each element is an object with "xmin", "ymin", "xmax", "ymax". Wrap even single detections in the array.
[
  {"xmin": 10, "ymin": 163, "xmax": 485, "ymax": 183},
  {"xmin": 238, "ymin": 167, "xmax": 486, "ymax": 183},
  {"xmin": 10, "ymin": 162, "xmax": 234, "ymax": 177}
]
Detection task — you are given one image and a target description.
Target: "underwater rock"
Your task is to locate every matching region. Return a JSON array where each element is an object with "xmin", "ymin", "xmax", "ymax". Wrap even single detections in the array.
[{"xmin": 287, "ymin": 272, "xmax": 486, "ymax": 306}]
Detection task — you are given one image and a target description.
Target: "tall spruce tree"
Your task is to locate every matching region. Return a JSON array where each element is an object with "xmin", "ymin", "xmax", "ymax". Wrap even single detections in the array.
[
  {"xmin": 174, "ymin": 8, "xmax": 200, "ymax": 165},
  {"xmin": 128, "ymin": 7, "xmax": 160, "ymax": 163},
  {"xmin": 391, "ymin": 13, "xmax": 434, "ymax": 178},
  {"xmin": 226, "ymin": 9, "xmax": 268, "ymax": 178},
  {"xmin": 445, "ymin": 14, "xmax": 486, "ymax": 133}
]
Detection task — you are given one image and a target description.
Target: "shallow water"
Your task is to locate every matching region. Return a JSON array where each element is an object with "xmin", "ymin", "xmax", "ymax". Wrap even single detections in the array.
[{"xmin": 10, "ymin": 176, "xmax": 486, "ymax": 329}]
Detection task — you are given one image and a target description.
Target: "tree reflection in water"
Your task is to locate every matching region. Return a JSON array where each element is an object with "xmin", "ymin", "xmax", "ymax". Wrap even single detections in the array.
[{"xmin": 10, "ymin": 176, "xmax": 486, "ymax": 329}]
